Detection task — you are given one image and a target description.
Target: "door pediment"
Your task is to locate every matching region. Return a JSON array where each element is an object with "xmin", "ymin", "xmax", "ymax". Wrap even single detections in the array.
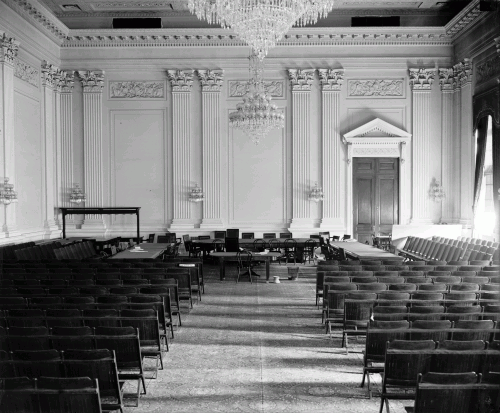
[{"xmin": 342, "ymin": 118, "xmax": 412, "ymax": 163}]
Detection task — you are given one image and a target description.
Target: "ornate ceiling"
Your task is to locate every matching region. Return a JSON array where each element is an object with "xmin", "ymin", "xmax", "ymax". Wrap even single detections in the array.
[{"xmin": 35, "ymin": 0, "xmax": 473, "ymax": 29}]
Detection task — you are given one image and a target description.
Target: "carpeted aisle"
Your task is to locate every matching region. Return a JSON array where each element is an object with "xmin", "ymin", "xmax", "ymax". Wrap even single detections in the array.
[{"xmin": 129, "ymin": 264, "xmax": 407, "ymax": 413}]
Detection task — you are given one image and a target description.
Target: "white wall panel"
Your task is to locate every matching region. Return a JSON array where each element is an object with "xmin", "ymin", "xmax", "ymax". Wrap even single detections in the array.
[
  {"xmin": 110, "ymin": 109, "xmax": 166, "ymax": 226},
  {"xmin": 15, "ymin": 90, "xmax": 42, "ymax": 229},
  {"xmin": 229, "ymin": 126, "xmax": 286, "ymax": 226}
]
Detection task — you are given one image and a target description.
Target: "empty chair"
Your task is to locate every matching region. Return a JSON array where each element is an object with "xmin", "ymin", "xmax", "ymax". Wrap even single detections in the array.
[
  {"xmin": 445, "ymin": 306, "xmax": 482, "ymax": 322},
  {"xmin": 411, "ymin": 292, "xmax": 444, "ymax": 306},
  {"xmin": 408, "ymin": 306, "xmax": 445, "ymax": 322},
  {"xmin": 409, "ymin": 320, "xmax": 452, "ymax": 341},
  {"xmin": 50, "ymin": 326, "xmax": 94, "ymax": 351},
  {"xmin": 357, "ymin": 283, "xmax": 387, "ymax": 292},
  {"xmin": 389, "ymin": 283, "xmax": 417, "ymax": 292}
]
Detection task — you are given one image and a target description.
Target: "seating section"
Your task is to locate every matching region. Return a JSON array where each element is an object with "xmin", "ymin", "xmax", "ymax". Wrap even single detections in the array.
[{"xmin": 0, "ymin": 254, "xmax": 204, "ymax": 407}]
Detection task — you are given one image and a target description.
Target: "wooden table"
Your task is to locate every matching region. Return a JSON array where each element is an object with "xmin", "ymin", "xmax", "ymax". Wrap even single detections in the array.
[
  {"xmin": 108, "ymin": 243, "xmax": 173, "ymax": 259},
  {"xmin": 210, "ymin": 251, "xmax": 283, "ymax": 281},
  {"xmin": 329, "ymin": 241, "xmax": 403, "ymax": 261}
]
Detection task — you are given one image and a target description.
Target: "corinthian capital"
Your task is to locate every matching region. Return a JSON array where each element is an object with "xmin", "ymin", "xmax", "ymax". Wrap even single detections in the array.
[
  {"xmin": 78, "ymin": 70, "xmax": 105, "ymax": 92},
  {"xmin": 453, "ymin": 58, "xmax": 473, "ymax": 87},
  {"xmin": 167, "ymin": 70, "xmax": 194, "ymax": 92},
  {"xmin": 438, "ymin": 68, "xmax": 456, "ymax": 91},
  {"xmin": 41, "ymin": 60, "xmax": 60, "ymax": 88},
  {"xmin": 288, "ymin": 69, "xmax": 315, "ymax": 91},
  {"xmin": 409, "ymin": 68, "xmax": 436, "ymax": 90},
  {"xmin": 318, "ymin": 69, "xmax": 344, "ymax": 91},
  {"xmin": 0, "ymin": 32, "xmax": 19, "ymax": 66},
  {"xmin": 56, "ymin": 70, "xmax": 75, "ymax": 93},
  {"xmin": 197, "ymin": 70, "xmax": 223, "ymax": 92}
]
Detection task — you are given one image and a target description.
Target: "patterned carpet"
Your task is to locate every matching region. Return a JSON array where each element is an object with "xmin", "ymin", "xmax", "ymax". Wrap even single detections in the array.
[{"xmin": 126, "ymin": 263, "xmax": 408, "ymax": 413}]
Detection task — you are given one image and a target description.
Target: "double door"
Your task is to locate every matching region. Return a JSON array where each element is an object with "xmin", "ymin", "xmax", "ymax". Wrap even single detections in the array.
[{"xmin": 353, "ymin": 158, "xmax": 399, "ymax": 245}]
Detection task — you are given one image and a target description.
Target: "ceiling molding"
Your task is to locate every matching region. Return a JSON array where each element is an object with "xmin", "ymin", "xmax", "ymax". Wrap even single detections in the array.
[
  {"xmin": 2, "ymin": 0, "xmax": 69, "ymax": 41},
  {"xmin": 62, "ymin": 27, "xmax": 451, "ymax": 48},
  {"xmin": 444, "ymin": 0, "xmax": 482, "ymax": 39}
]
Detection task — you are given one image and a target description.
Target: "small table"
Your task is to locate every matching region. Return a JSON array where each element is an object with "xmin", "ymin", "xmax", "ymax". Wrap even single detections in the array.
[
  {"xmin": 210, "ymin": 251, "xmax": 283, "ymax": 281},
  {"xmin": 108, "ymin": 243, "xmax": 173, "ymax": 259}
]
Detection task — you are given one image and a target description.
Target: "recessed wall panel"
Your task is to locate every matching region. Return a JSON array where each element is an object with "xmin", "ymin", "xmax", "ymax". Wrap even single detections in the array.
[
  {"xmin": 111, "ymin": 110, "xmax": 165, "ymax": 225},
  {"xmin": 15, "ymin": 91, "xmax": 42, "ymax": 230}
]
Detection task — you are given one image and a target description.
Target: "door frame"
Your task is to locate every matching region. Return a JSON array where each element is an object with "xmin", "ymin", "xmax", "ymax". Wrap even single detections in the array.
[{"xmin": 342, "ymin": 118, "xmax": 412, "ymax": 237}]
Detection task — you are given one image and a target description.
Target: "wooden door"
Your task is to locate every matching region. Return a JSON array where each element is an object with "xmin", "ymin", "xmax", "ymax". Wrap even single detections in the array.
[{"xmin": 353, "ymin": 158, "xmax": 399, "ymax": 245}]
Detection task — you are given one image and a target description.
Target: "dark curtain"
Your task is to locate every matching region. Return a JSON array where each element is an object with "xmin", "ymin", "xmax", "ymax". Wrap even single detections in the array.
[{"xmin": 472, "ymin": 116, "xmax": 489, "ymax": 215}]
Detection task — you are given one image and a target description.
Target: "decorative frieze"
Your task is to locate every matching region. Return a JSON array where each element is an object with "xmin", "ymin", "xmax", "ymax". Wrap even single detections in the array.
[
  {"xmin": 318, "ymin": 69, "xmax": 344, "ymax": 91},
  {"xmin": 14, "ymin": 59, "xmax": 39, "ymax": 87},
  {"xmin": 41, "ymin": 61, "xmax": 60, "ymax": 88},
  {"xmin": 0, "ymin": 33, "xmax": 19, "ymax": 66},
  {"xmin": 445, "ymin": 2, "xmax": 481, "ymax": 37},
  {"xmin": 409, "ymin": 68, "xmax": 436, "ymax": 90},
  {"xmin": 56, "ymin": 70, "xmax": 75, "ymax": 93},
  {"xmin": 167, "ymin": 70, "xmax": 194, "ymax": 92},
  {"xmin": 347, "ymin": 79, "xmax": 403, "ymax": 97},
  {"xmin": 197, "ymin": 70, "xmax": 224, "ymax": 92},
  {"xmin": 476, "ymin": 55, "xmax": 500, "ymax": 84},
  {"xmin": 288, "ymin": 69, "xmax": 315, "ymax": 91},
  {"xmin": 438, "ymin": 68, "xmax": 455, "ymax": 91},
  {"xmin": 78, "ymin": 70, "xmax": 105, "ymax": 92},
  {"xmin": 228, "ymin": 80, "xmax": 284, "ymax": 98},
  {"xmin": 109, "ymin": 81, "xmax": 165, "ymax": 99},
  {"xmin": 453, "ymin": 58, "xmax": 472, "ymax": 87}
]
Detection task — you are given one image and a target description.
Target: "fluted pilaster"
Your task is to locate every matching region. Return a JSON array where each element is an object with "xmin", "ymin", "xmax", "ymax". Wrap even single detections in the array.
[
  {"xmin": 409, "ymin": 68, "xmax": 436, "ymax": 224},
  {"xmin": 0, "ymin": 32, "xmax": 19, "ymax": 237},
  {"xmin": 452, "ymin": 69, "xmax": 462, "ymax": 223},
  {"xmin": 167, "ymin": 70, "xmax": 195, "ymax": 229},
  {"xmin": 318, "ymin": 68, "xmax": 344, "ymax": 230},
  {"xmin": 56, "ymin": 71, "xmax": 75, "ymax": 211},
  {"xmin": 79, "ymin": 70, "xmax": 105, "ymax": 224},
  {"xmin": 198, "ymin": 70, "xmax": 224, "ymax": 228},
  {"xmin": 439, "ymin": 68, "xmax": 455, "ymax": 223},
  {"xmin": 455, "ymin": 59, "xmax": 474, "ymax": 227},
  {"xmin": 288, "ymin": 69, "xmax": 315, "ymax": 229}
]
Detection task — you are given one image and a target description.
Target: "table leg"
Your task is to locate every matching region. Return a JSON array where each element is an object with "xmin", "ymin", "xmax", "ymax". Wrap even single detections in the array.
[
  {"xmin": 265, "ymin": 259, "xmax": 270, "ymax": 281},
  {"xmin": 219, "ymin": 257, "xmax": 225, "ymax": 280}
]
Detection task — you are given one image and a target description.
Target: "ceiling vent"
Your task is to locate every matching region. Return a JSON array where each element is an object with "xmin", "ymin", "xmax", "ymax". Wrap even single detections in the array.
[
  {"xmin": 112, "ymin": 18, "xmax": 162, "ymax": 29},
  {"xmin": 351, "ymin": 16, "xmax": 400, "ymax": 27}
]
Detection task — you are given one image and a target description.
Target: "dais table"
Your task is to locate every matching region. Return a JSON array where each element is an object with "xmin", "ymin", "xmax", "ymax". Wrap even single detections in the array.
[
  {"xmin": 109, "ymin": 243, "xmax": 173, "ymax": 259},
  {"xmin": 329, "ymin": 241, "xmax": 403, "ymax": 261},
  {"xmin": 210, "ymin": 251, "xmax": 283, "ymax": 281}
]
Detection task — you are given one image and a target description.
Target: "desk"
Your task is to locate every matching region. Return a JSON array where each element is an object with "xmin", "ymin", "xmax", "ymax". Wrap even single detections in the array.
[
  {"xmin": 109, "ymin": 243, "xmax": 172, "ymax": 259},
  {"xmin": 329, "ymin": 241, "xmax": 403, "ymax": 261},
  {"xmin": 60, "ymin": 207, "xmax": 141, "ymax": 240},
  {"xmin": 210, "ymin": 252, "xmax": 282, "ymax": 281}
]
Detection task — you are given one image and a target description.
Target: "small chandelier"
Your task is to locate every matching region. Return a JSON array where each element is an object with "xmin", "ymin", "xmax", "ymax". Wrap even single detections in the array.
[
  {"xmin": 229, "ymin": 53, "xmax": 285, "ymax": 145},
  {"xmin": 429, "ymin": 179, "xmax": 445, "ymax": 202},
  {"xmin": 69, "ymin": 183, "xmax": 86, "ymax": 204},
  {"xmin": 0, "ymin": 178, "xmax": 18, "ymax": 205},
  {"xmin": 188, "ymin": 0, "xmax": 335, "ymax": 60},
  {"xmin": 309, "ymin": 182, "xmax": 324, "ymax": 202},
  {"xmin": 189, "ymin": 183, "xmax": 205, "ymax": 202}
]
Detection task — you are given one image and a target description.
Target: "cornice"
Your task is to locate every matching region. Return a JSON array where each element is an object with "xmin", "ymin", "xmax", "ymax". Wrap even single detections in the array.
[
  {"xmin": 408, "ymin": 68, "xmax": 436, "ymax": 91},
  {"xmin": 318, "ymin": 69, "xmax": 344, "ymax": 91},
  {"xmin": 61, "ymin": 27, "xmax": 451, "ymax": 48},
  {"xmin": 167, "ymin": 69, "xmax": 194, "ymax": 92},
  {"xmin": 1, "ymin": 0, "xmax": 69, "ymax": 42},
  {"xmin": 444, "ymin": 0, "xmax": 482, "ymax": 39}
]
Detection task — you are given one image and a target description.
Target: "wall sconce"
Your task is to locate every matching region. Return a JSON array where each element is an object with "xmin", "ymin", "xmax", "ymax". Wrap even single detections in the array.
[
  {"xmin": 0, "ymin": 178, "xmax": 18, "ymax": 205},
  {"xmin": 69, "ymin": 183, "xmax": 86, "ymax": 204},
  {"xmin": 429, "ymin": 179, "xmax": 445, "ymax": 202},
  {"xmin": 309, "ymin": 182, "xmax": 324, "ymax": 203},
  {"xmin": 189, "ymin": 183, "xmax": 205, "ymax": 202}
]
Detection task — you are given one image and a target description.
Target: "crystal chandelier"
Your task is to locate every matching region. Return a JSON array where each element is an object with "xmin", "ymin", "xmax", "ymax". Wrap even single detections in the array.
[
  {"xmin": 188, "ymin": 0, "xmax": 335, "ymax": 60},
  {"xmin": 69, "ymin": 183, "xmax": 87, "ymax": 204},
  {"xmin": 189, "ymin": 183, "xmax": 205, "ymax": 202},
  {"xmin": 309, "ymin": 182, "xmax": 324, "ymax": 202},
  {"xmin": 229, "ymin": 53, "xmax": 285, "ymax": 144},
  {"xmin": 0, "ymin": 178, "xmax": 18, "ymax": 205}
]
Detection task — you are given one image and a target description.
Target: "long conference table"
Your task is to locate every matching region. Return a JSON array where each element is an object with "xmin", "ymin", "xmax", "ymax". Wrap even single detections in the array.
[
  {"xmin": 108, "ymin": 243, "xmax": 173, "ymax": 259},
  {"xmin": 210, "ymin": 251, "xmax": 283, "ymax": 281},
  {"xmin": 329, "ymin": 240, "xmax": 403, "ymax": 261}
]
